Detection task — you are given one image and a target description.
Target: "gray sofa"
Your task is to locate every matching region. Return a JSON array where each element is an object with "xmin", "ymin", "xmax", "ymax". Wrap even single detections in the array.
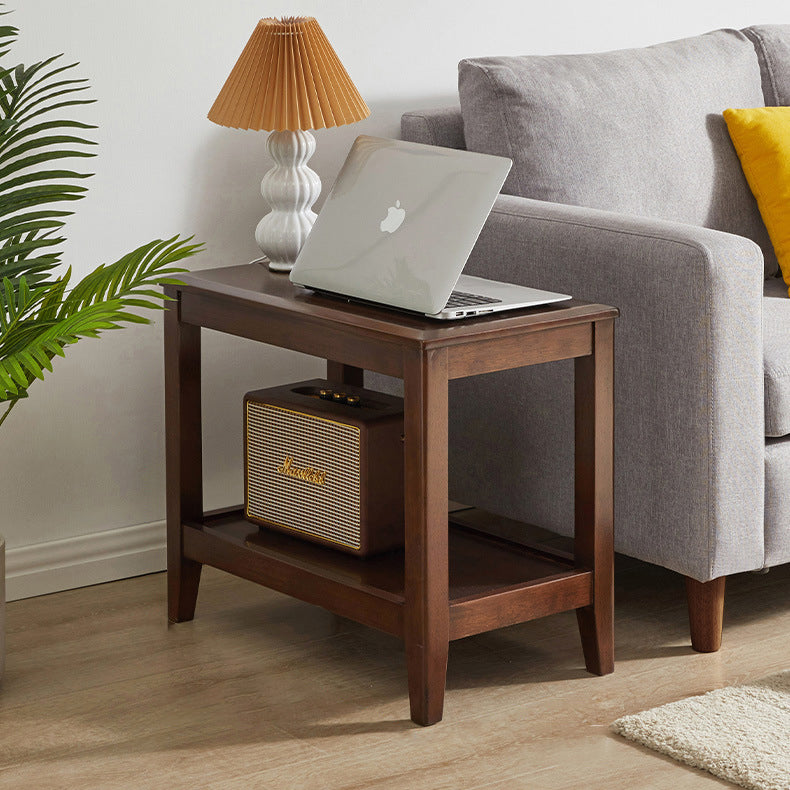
[{"xmin": 402, "ymin": 25, "xmax": 790, "ymax": 652}]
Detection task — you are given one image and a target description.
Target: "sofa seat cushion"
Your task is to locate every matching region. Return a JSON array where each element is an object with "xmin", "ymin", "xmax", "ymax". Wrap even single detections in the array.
[
  {"xmin": 764, "ymin": 276, "xmax": 790, "ymax": 436},
  {"xmin": 458, "ymin": 29, "xmax": 778, "ymax": 277},
  {"xmin": 764, "ymin": 435, "xmax": 790, "ymax": 566}
]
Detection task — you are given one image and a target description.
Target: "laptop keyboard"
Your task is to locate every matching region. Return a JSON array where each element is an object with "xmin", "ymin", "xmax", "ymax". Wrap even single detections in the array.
[{"xmin": 444, "ymin": 290, "xmax": 502, "ymax": 309}]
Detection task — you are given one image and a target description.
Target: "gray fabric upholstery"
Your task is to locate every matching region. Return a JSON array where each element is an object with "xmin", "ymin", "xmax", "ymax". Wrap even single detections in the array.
[
  {"xmin": 764, "ymin": 276, "xmax": 787, "ymax": 297},
  {"xmin": 744, "ymin": 25, "xmax": 790, "ymax": 106},
  {"xmin": 764, "ymin": 277, "xmax": 790, "ymax": 437},
  {"xmin": 448, "ymin": 194, "xmax": 765, "ymax": 582},
  {"xmin": 400, "ymin": 23, "xmax": 790, "ymax": 584},
  {"xmin": 458, "ymin": 29, "xmax": 779, "ymax": 277},
  {"xmin": 401, "ymin": 108, "xmax": 466, "ymax": 149},
  {"xmin": 764, "ymin": 437, "xmax": 790, "ymax": 567}
]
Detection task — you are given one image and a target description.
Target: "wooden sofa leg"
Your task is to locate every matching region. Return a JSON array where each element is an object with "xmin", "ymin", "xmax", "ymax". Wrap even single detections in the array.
[{"xmin": 685, "ymin": 576, "xmax": 726, "ymax": 653}]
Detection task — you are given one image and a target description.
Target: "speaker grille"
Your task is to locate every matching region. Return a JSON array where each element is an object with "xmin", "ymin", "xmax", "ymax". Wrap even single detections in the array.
[{"xmin": 245, "ymin": 402, "xmax": 362, "ymax": 549}]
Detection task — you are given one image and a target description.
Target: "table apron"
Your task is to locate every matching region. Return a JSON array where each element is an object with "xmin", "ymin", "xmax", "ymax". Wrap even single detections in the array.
[
  {"xmin": 180, "ymin": 292, "xmax": 596, "ymax": 381},
  {"xmin": 180, "ymin": 292, "xmax": 406, "ymax": 377},
  {"xmin": 446, "ymin": 323, "xmax": 592, "ymax": 378}
]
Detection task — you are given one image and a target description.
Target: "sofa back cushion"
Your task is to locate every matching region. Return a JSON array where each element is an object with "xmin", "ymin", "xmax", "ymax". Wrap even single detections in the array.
[
  {"xmin": 459, "ymin": 29, "xmax": 778, "ymax": 276},
  {"xmin": 744, "ymin": 25, "xmax": 790, "ymax": 106}
]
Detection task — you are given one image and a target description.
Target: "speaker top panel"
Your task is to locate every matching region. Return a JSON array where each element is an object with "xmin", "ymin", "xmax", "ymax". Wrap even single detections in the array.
[{"xmin": 245, "ymin": 379, "xmax": 403, "ymax": 426}]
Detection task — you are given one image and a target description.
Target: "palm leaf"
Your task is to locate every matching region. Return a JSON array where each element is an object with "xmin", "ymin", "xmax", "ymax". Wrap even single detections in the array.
[
  {"xmin": 0, "ymin": 43, "xmax": 95, "ymax": 293},
  {"xmin": 59, "ymin": 236, "xmax": 202, "ymax": 317},
  {"xmin": 0, "ymin": 232, "xmax": 62, "ymax": 266},
  {"xmin": 0, "ymin": 6, "xmax": 202, "ymax": 415},
  {"xmin": 0, "ymin": 210, "xmax": 67, "ymax": 234},
  {"xmin": 0, "ymin": 234, "xmax": 202, "ymax": 402},
  {"xmin": 0, "ymin": 7, "xmax": 16, "ymax": 60},
  {"xmin": 0, "ymin": 299, "xmax": 127, "ymax": 399},
  {"xmin": 0, "ymin": 274, "xmax": 55, "ymax": 341},
  {"xmin": 0, "ymin": 248, "xmax": 62, "ymax": 288},
  {"xmin": 0, "ymin": 29, "xmax": 16, "ymax": 61},
  {"xmin": 3, "ymin": 57, "xmax": 90, "ymax": 119},
  {"xmin": 0, "ymin": 143, "xmax": 95, "ymax": 181},
  {"xmin": 0, "ymin": 119, "xmax": 96, "ymax": 157}
]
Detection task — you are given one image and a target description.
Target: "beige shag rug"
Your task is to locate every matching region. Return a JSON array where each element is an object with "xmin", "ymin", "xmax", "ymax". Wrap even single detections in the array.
[{"xmin": 612, "ymin": 671, "xmax": 790, "ymax": 790}]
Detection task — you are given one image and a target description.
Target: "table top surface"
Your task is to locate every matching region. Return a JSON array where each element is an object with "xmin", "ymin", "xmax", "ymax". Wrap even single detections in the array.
[{"xmin": 174, "ymin": 264, "xmax": 617, "ymax": 344}]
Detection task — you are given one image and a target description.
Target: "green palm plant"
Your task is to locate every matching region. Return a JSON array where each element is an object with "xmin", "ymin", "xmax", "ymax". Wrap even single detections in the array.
[{"xmin": 0, "ymin": 10, "xmax": 201, "ymax": 427}]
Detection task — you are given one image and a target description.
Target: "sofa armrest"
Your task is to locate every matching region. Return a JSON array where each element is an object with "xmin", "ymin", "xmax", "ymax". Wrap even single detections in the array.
[
  {"xmin": 401, "ymin": 107, "xmax": 466, "ymax": 149},
  {"xmin": 459, "ymin": 194, "xmax": 765, "ymax": 580}
]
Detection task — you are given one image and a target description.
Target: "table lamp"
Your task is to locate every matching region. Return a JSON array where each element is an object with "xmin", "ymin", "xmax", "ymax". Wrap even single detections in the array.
[{"xmin": 208, "ymin": 17, "xmax": 370, "ymax": 272}]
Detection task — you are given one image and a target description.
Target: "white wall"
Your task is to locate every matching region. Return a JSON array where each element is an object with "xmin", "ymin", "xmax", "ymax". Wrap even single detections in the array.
[{"xmin": 2, "ymin": 0, "xmax": 786, "ymax": 598}]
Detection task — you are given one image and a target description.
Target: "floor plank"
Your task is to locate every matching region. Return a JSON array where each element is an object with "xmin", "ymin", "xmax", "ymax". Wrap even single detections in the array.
[{"xmin": 1, "ymin": 554, "xmax": 788, "ymax": 789}]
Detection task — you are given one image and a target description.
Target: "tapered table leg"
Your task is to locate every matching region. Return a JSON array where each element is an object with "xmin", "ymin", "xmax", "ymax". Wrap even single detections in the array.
[
  {"xmin": 164, "ymin": 290, "xmax": 203, "ymax": 623},
  {"xmin": 403, "ymin": 348, "xmax": 450, "ymax": 726},
  {"xmin": 574, "ymin": 318, "xmax": 615, "ymax": 675}
]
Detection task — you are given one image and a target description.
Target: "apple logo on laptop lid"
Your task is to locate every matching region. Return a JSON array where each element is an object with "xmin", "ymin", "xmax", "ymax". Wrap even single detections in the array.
[{"xmin": 380, "ymin": 200, "xmax": 406, "ymax": 233}]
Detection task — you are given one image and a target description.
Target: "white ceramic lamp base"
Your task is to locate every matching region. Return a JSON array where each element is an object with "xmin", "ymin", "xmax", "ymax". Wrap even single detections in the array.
[{"xmin": 255, "ymin": 129, "xmax": 321, "ymax": 273}]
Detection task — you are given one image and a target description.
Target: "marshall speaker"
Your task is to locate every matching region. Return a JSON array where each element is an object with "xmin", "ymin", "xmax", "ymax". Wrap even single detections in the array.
[{"xmin": 244, "ymin": 379, "xmax": 404, "ymax": 556}]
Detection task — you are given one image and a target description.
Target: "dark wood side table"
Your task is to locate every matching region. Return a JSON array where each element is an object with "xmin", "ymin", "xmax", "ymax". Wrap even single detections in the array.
[{"xmin": 164, "ymin": 264, "xmax": 617, "ymax": 726}]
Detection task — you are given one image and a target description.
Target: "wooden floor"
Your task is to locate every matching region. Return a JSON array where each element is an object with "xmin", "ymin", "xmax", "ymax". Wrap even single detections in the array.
[{"xmin": 1, "ymin": 554, "xmax": 789, "ymax": 790}]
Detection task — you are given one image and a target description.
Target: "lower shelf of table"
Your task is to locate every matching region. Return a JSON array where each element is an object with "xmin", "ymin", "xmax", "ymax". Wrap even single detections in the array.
[{"xmin": 181, "ymin": 508, "xmax": 593, "ymax": 641}]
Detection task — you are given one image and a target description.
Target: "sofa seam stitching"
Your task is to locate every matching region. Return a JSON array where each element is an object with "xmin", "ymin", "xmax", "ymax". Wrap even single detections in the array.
[
  {"xmin": 704, "ymin": 245, "xmax": 714, "ymax": 578},
  {"xmin": 472, "ymin": 63, "xmax": 524, "ymax": 195},
  {"xmin": 765, "ymin": 377, "xmax": 776, "ymax": 436},
  {"xmin": 425, "ymin": 114, "xmax": 438, "ymax": 147},
  {"xmin": 488, "ymin": 206, "xmax": 752, "ymax": 257},
  {"xmin": 747, "ymin": 27, "xmax": 780, "ymax": 105}
]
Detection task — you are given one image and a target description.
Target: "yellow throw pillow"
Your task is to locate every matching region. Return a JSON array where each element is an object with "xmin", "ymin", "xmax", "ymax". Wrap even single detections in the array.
[{"xmin": 724, "ymin": 106, "xmax": 790, "ymax": 295}]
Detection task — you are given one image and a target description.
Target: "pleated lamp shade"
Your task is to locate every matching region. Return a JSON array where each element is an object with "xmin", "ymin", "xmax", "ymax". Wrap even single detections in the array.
[{"xmin": 208, "ymin": 16, "xmax": 370, "ymax": 132}]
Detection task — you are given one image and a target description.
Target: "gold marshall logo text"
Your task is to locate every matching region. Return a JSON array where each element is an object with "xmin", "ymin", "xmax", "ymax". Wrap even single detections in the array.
[{"xmin": 277, "ymin": 456, "xmax": 327, "ymax": 486}]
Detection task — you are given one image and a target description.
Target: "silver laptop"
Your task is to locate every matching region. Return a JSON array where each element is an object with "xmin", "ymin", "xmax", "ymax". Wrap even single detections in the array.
[{"xmin": 289, "ymin": 135, "xmax": 571, "ymax": 320}]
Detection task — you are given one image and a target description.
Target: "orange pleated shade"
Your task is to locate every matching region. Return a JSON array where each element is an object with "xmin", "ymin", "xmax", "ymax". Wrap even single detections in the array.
[{"xmin": 208, "ymin": 17, "xmax": 370, "ymax": 132}]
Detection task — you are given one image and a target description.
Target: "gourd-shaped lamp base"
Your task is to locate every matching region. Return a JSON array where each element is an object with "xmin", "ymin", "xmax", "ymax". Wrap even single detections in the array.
[{"xmin": 255, "ymin": 130, "xmax": 321, "ymax": 273}]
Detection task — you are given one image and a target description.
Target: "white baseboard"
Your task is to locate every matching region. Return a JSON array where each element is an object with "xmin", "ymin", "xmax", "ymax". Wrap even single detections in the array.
[{"xmin": 5, "ymin": 520, "xmax": 166, "ymax": 601}]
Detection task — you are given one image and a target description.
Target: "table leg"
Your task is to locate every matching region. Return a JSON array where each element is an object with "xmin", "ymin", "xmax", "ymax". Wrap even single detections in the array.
[
  {"xmin": 403, "ymin": 348, "xmax": 450, "ymax": 726},
  {"xmin": 574, "ymin": 318, "xmax": 615, "ymax": 675},
  {"xmin": 164, "ymin": 293, "xmax": 203, "ymax": 623},
  {"xmin": 326, "ymin": 361, "xmax": 364, "ymax": 387}
]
